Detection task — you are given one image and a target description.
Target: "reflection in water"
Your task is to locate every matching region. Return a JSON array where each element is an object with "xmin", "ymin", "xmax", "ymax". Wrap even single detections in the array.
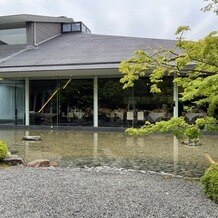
[
  {"xmin": 24, "ymin": 131, "xmax": 30, "ymax": 161},
  {"xmin": 137, "ymin": 137, "xmax": 145, "ymax": 147},
  {"xmin": 0, "ymin": 130, "xmax": 217, "ymax": 177},
  {"xmin": 25, "ymin": 131, "xmax": 29, "ymax": 137},
  {"xmin": 93, "ymin": 133, "xmax": 98, "ymax": 162},
  {"xmin": 173, "ymin": 136, "xmax": 179, "ymax": 174},
  {"xmin": 126, "ymin": 137, "xmax": 134, "ymax": 147}
]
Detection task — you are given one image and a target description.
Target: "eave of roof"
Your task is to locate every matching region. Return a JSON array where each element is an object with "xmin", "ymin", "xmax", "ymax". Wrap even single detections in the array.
[
  {"xmin": 0, "ymin": 62, "xmax": 119, "ymax": 73},
  {"xmin": 0, "ymin": 64, "xmax": 120, "ymax": 79},
  {"xmin": 0, "ymin": 14, "xmax": 74, "ymax": 25}
]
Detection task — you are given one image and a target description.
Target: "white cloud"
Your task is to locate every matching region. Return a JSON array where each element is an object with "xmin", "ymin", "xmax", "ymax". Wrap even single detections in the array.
[{"xmin": 0, "ymin": 0, "xmax": 217, "ymax": 40}]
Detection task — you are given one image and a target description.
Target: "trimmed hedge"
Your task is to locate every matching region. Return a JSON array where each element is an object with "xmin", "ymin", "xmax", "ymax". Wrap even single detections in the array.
[
  {"xmin": 201, "ymin": 164, "xmax": 218, "ymax": 203},
  {"xmin": 0, "ymin": 140, "xmax": 8, "ymax": 160}
]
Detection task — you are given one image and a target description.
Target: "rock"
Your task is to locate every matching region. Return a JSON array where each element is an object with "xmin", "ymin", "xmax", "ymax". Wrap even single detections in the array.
[
  {"xmin": 23, "ymin": 136, "xmax": 42, "ymax": 141},
  {"xmin": 50, "ymin": 161, "xmax": 58, "ymax": 167},
  {"xmin": 27, "ymin": 159, "xmax": 50, "ymax": 167},
  {"xmin": 182, "ymin": 139, "xmax": 201, "ymax": 146},
  {"xmin": 2, "ymin": 156, "xmax": 24, "ymax": 166}
]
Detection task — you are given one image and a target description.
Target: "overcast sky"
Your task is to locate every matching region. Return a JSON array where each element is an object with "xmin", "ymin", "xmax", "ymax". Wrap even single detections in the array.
[{"xmin": 0, "ymin": 0, "xmax": 217, "ymax": 40}]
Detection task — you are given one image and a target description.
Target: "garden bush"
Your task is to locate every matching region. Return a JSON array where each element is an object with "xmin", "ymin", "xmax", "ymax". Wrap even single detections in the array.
[
  {"xmin": 0, "ymin": 140, "xmax": 8, "ymax": 160},
  {"xmin": 201, "ymin": 164, "xmax": 218, "ymax": 203},
  {"xmin": 195, "ymin": 117, "xmax": 218, "ymax": 131}
]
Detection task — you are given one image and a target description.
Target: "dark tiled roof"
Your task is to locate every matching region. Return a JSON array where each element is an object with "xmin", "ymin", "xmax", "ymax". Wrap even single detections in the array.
[
  {"xmin": 0, "ymin": 44, "xmax": 26, "ymax": 60},
  {"xmin": 0, "ymin": 33, "xmax": 177, "ymax": 69}
]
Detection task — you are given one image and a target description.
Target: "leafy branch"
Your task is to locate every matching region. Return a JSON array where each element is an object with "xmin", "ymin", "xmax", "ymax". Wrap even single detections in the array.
[
  {"xmin": 126, "ymin": 116, "xmax": 218, "ymax": 145},
  {"xmin": 119, "ymin": 26, "xmax": 218, "ymax": 115},
  {"xmin": 201, "ymin": 0, "xmax": 218, "ymax": 14}
]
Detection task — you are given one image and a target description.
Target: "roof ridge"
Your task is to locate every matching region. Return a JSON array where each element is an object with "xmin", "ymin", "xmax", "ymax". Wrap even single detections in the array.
[{"xmin": 83, "ymin": 33, "xmax": 177, "ymax": 41}]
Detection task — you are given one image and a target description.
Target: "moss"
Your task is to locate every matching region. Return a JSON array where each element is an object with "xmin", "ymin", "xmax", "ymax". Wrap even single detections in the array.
[
  {"xmin": 200, "ymin": 164, "xmax": 218, "ymax": 203},
  {"xmin": 0, "ymin": 140, "xmax": 8, "ymax": 160}
]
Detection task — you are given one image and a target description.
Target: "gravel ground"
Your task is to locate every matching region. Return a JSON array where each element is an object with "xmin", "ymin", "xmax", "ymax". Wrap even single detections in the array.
[{"xmin": 0, "ymin": 167, "xmax": 217, "ymax": 218}]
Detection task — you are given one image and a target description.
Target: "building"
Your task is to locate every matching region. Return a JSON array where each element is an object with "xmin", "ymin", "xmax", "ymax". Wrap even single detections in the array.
[{"xmin": 0, "ymin": 14, "xmax": 182, "ymax": 127}]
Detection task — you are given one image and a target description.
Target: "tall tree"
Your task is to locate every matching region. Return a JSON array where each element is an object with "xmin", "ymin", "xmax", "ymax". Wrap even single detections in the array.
[{"xmin": 119, "ymin": 17, "xmax": 218, "ymax": 116}]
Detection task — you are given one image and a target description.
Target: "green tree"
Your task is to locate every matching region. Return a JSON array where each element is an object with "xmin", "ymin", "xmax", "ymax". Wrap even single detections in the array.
[
  {"xmin": 119, "ymin": 27, "xmax": 218, "ymax": 116},
  {"xmin": 201, "ymin": 0, "xmax": 218, "ymax": 15},
  {"xmin": 119, "ymin": 2, "xmax": 217, "ymax": 142}
]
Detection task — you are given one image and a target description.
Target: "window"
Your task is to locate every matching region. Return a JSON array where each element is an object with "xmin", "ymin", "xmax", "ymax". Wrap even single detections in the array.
[
  {"xmin": 62, "ymin": 24, "xmax": 71, "ymax": 32},
  {"xmin": 0, "ymin": 28, "xmax": 26, "ymax": 45},
  {"xmin": 81, "ymin": 23, "xmax": 91, "ymax": 34},
  {"xmin": 62, "ymin": 22, "xmax": 91, "ymax": 34},
  {"xmin": 71, "ymin": 23, "xmax": 81, "ymax": 32}
]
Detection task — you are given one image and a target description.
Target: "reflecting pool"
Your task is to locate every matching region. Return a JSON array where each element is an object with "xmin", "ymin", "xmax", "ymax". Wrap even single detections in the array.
[{"xmin": 0, "ymin": 130, "xmax": 217, "ymax": 177}]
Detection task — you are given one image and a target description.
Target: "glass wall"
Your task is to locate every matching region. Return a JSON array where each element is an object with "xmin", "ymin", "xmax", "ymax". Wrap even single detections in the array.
[
  {"xmin": 0, "ymin": 77, "xmax": 207, "ymax": 127},
  {"xmin": 59, "ymin": 79, "xmax": 93, "ymax": 126},
  {"xmin": 0, "ymin": 80, "xmax": 24, "ymax": 124},
  {"xmin": 134, "ymin": 77, "xmax": 174, "ymax": 124},
  {"xmin": 29, "ymin": 79, "xmax": 93, "ymax": 126},
  {"xmin": 98, "ymin": 78, "xmax": 130, "ymax": 127},
  {"xmin": 29, "ymin": 80, "xmax": 59, "ymax": 125},
  {"xmin": 98, "ymin": 77, "xmax": 174, "ymax": 127},
  {"xmin": 28, "ymin": 77, "xmax": 175, "ymax": 127},
  {"xmin": 0, "ymin": 28, "xmax": 26, "ymax": 45}
]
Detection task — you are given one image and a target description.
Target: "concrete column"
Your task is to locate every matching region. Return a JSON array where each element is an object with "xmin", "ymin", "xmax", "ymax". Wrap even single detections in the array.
[
  {"xmin": 93, "ymin": 75, "xmax": 98, "ymax": 127},
  {"xmin": 33, "ymin": 22, "xmax": 37, "ymax": 46},
  {"xmin": 25, "ymin": 78, "xmax": 30, "ymax": 126},
  {"xmin": 173, "ymin": 75, "xmax": 179, "ymax": 118}
]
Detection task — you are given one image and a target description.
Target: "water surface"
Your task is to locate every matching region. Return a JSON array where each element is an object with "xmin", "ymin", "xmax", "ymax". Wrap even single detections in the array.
[{"xmin": 0, "ymin": 130, "xmax": 217, "ymax": 177}]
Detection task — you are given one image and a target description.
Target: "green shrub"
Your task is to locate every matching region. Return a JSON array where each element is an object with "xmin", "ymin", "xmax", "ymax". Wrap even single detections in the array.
[
  {"xmin": 0, "ymin": 140, "xmax": 8, "ymax": 160},
  {"xmin": 196, "ymin": 117, "xmax": 218, "ymax": 131},
  {"xmin": 200, "ymin": 164, "xmax": 218, "ymax": 203}
]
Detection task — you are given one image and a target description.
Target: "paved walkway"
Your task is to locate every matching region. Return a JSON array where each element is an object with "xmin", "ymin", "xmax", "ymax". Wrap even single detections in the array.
[{"xmin": 0, "ymin": 167, "xmax": 217, "ymax": 218}]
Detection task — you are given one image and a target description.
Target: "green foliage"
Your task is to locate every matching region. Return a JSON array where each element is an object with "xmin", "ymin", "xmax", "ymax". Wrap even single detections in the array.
[
  {"xmin": 126, "ymin": 117, "xmax": 201, "ymax": 144},
  {"xmin": 119, "ymin": 22, "xmax": 218, "ymax": 116},
  {"xmin": 184, "ymin": 126, "xmax": 201, "ymax": 141},
  {"xmin": 175, "ymin": 26, "xmax": 191, "ymax": 36},
  {"xmin": 201, "ymin": 0, "xmax": 218, "ymax": 15},
  {"xmin": 196, "ymin": 117, "xmax": 218, "ymax": 131},
  {"xmin": 201, "ymin": 164, "xmax": 218, "ymax": 203},
  {"xmin": 0, "ymin": 140, "xmax": 8, "ymax": 160}
]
